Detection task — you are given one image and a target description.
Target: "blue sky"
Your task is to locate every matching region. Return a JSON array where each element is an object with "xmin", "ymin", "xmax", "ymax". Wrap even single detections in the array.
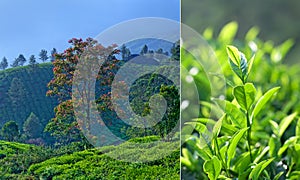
[{"xmin": 0, "ymin": 0, "xmax": 179, "ymax": 65}]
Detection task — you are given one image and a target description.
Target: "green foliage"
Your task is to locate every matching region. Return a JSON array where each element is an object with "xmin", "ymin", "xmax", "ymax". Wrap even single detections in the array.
[
  {"xmin": 29, "ymin": 55, "xmax": 37, "ymax": 66},
  {"xmin": 0, "ymin": 63, "xmax": 58, "ymax": 133},
  {"xmin": 27, "ymin": 137, "xmax": 179, "ymax": 179},
  {"xmin": 0, "ymin": 140, "xmax": 52, "ymax": 178},
  {"xmin": 120, "ymin": 44, "xmax": 131, "ymax": 61},
  {"xmin": 171, "ymin": 40, "xmax": 180, "ymax": 61},
  {"xmin": 1, "ymin": 121, "xmax": 19, "ymax": 142},
  {"xmin": 140, "ymin": 44, "xmax": 149, "ymax": 55},
  {"xmin": 181, "ymin": 21, "xmax": 300, "ymax": 179},
  {"xmin": 39, "ymin": 49, "xmax": 48, "ymax": 62},
  {"xmin": 124, "ymin": 68, "xmax": 179, "ymax": 140},
  {"xmin": 0, "ymin": 57, "xmax": 8, "ymax": 70},
  {"xmin": 23, "ymin": 112, "xmax": 43, "ymax": 139},
  {"xmin": 203, "ymin": 156, "xmax": 222, "ymax": 180}
]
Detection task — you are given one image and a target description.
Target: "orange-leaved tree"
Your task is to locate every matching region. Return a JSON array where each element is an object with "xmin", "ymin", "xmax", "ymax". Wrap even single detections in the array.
[{"xmin": 46, "ymin": 38, "xmax": 120, "ymax": 145}]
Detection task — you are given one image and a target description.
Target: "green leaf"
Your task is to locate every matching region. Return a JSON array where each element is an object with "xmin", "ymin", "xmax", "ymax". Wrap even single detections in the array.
[
  {"xmin": 245, "ymin": 26, "xmax": 260, "ymax": 42},
  {"xmin": 268, "ymin": 134, "xmax": 281, "ymax": 157},
  {"xmin": 185, "ymin": 138, "xmax": 212, "ymax": 161},
  {"xmin": 240, "ymin": 53, "xmax": 248, "ymax": 78},
  {"xmin": 278, "ymin": 136, "xmax": 298, "ymax": 156},
  {"xmin": 279, "ymin": 39, "xmax": 294, "ymax": 59},
  {"xmin": 215, "ymin": 100, "xmax": 246, "ymax": 128},
  {"xmin": 217, "ymin": 175, "xmax": 232, "ymax": 180},
  {"xmin": 233, "ymin": 152, "xmax": 251, "ymax": 173},
  {"xmin": 271, "ymin": 39, "xmax": 294, "ymax": 63},
  {"xmin": 247, "ymin": 54, "xmax": 255, "ymax": 77},
  {"xmin": 229, "ymin": 60, "xmax": 244, "ymax": 81},
  {"xmin": 180, "ymin": 156, "xmax": 192, "ymax": 170},
  {"xmin": 269, "ymin": 120, "xmax": 279, "ymax": 136},
  {"xmin": 274, "ymin": 172, "xmax": 284, "ymax": 180},
  {"xmin": 249, "ymin": 158, "xmax": 275, "ymax": 180},
  {"xmin": 203, "ymin": 156, "xmax": 222, "ymax": 180},
  {"xmin": 221, "ymin": 122, "xmax": 238, "ymax": 135},
  {"xmin": 212, "ymin": 114, "xmax": 225, "ymax": 137},
  {"xmin": 191, "ymin": 118, "xmax": 216, "ymax": 126},
  {"xmin": 251, "ymin": 87, "xmax": 280, "ymax": 120},
  {"xmin": 185, "ymin": 122, "xmax": 207, "ymax": 133},
  {"xmin": 296, "ymin": 117, "xmax": 300, "ymax": 137},
  {"xmin": 203, "ymin": 27, "xmax": 213, "ymax": 40},
  {"xmin": 253, "ymin": 146, "xmax": 270, "ymax": 164},
  {"xmin": 181, "ymin": 148, "xmax": 194, "ymax": 170},
  {"xmin": 218, "ymin": 21, "xmax": 238, "ymax": 43},
  {"xmin": 226, "ymin": 45, "xmax": 249, "ymax": 82},
  {"xmin": 226, "ymin": 45, "xmax": 241, "ymax": 66},
  {"xmin": 227, "ymin": 128, "xmax": 248, "ymax": 167},
  {"xmin": 233, "ymin": 83, "xmax": 256, "ymax": 111},
  {"xmin": 278, "ymin": 112, "xmax": 297, "ymax": 138}
]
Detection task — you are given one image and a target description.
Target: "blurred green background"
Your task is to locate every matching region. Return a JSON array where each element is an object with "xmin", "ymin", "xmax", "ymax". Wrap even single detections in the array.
[{"xmin": 182, "ymin": 0, "xmax": 300, "ymax": 64}]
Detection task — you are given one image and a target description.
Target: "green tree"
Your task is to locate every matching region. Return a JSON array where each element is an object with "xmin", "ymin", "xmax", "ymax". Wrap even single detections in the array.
[
  {"xmin": 11, "ymin": 58, "xmax": 19, "ymax": 67},
  {"xmin": 23, "ymin": 113, "xmax": 43, "ymax": 139},
  {"xmin": 50, "ymin": 48, "xmax": 57, "ymax": 62},
  {"xmin": 120, "ymin": 44, "xmax": 131, "ymax": 60},
  {"xmin": 171, "ymin": 40, "xmax": 180, "ymax": 61},
  {"xmin": 140, "ymin": 44, "xmax": 148, "ymax": 55},
  {"xmin": 156, "ymin": 48, "xmax": 163, "ymax": 54},
  {"xmin": 39, "ymin": 49, "xmax": 48, "ymax": 62},
  {"xmin": 29, "ymin": 55, "xmax": 37, "ymax": 66},
  {"xmin": 0, "ymin": 57, "xmax": 8, "ymax": 70},
  {"xmin": 17, "ymin": 54, "xmax": 26, "ymax": 66},
  {"xmin": 158, "ymin": 85, "xmax": 179, "ymax": 140},
  {"xmin": 7, "ymin": 77, "xmax": 27, "ymax": 109},
  {"xmin": 11, "ymin": 54, "xmax": 26, "ymax": 67},
  {"xmin": 1, "ymin": 121, "xmax": 19, "ymax": 141}
]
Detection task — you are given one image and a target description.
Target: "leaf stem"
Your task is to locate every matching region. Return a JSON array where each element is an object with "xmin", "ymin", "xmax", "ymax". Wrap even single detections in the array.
[
  {"xmin": 246, "ymin": 111, "xmax": 253, "ymax": 162},
  {"xmin": 214, "ymin": 138, "xmax": 230, "ymax": 177}
]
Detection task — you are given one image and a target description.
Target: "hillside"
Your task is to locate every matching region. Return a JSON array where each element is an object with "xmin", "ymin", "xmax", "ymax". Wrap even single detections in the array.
[
  {"xmin": 0, "ymin": 63, "xmax": 58, "ymax": 134},
  {"xmin": 0, "ymin": 137, "xmax": 179, "ymax": 179}
]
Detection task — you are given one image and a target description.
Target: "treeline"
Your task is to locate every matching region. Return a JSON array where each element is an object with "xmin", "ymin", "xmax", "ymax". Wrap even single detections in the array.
[{"xmin": 0, "ymin": 48, "xmax": 57, "ymax": 70}]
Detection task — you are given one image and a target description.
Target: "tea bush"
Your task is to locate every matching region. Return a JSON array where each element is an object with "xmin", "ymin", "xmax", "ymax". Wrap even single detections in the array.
[
  {"xmin": 181, "ymin": 22, "xmax": 300, "ymax": 179},
  {"xmin": 28, "ymin": 138, "xmax": 179, "ymax": 179}
]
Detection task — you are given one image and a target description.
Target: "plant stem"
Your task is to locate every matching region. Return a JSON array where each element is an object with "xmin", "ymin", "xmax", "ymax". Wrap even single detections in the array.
[
  {"xmin": 215, "ymin": 138, "xmax": 230, "ymax": 177},
  {"xmin": 246, "ymin": 111, "xmax": 253, "ymax": 162}
]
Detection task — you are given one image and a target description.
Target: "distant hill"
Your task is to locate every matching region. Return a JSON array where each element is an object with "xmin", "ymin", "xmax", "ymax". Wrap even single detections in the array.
[
  {"xmin": 124, "ymin": 38, "xmax": 174, "ymax": 55},
  {"xmin": 0, "ymin": 63, "xmax": 58, "ymax": 130}
]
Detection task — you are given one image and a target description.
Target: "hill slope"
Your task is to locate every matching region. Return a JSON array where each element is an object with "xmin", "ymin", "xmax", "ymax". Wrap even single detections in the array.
[
  {"xmin": 0, "ymin": 63, "xmax": 58, "ymax": 129},
  {"xmin": 28, "ymin": 138, "xmax": 180, "ymax": 179}
]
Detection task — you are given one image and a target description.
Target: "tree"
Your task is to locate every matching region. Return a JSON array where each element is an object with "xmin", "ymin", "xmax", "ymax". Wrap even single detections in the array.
[
  {"xmin": 11, "ymin": 54, "xmax": 26, "ymax": 67},
  {"xmin": 156, "ymin": 48, "xmax": 164, "ymax": 54},
  {"xmin": 140, "ymin": 45, "xmax": 148, "ymax": 55},
  {"xmin": 1, "ymin": 121, "xmax": 19, "ymax": 141},
  {"xmin": 120, "ymin": 44, "xmax": 131, "ymax": 61},
  {"xmin": 23, "ymin": 112, "xmax": 43, "ymax": 139},
  {"xmin": 50, "ymin": 48, "xmax": 57, "ymax": 62},
  {"xmin": 7, "ymin": 77, "xmax": 27, "ymax": 109},
  {"xmin": 17, "ymin": 54, "xmax": 26, "ymax": 66},
  {"xmin": 11, "ymin": 59, "xmax": 19, "ymax": 67},
  {"xmin": 0, "ymin": 57, "xmax": 8, "ymax": 70},
  {"xmin": 171, "ymin": 40, "xmax": 180, "ymax": 61},
  {"xmin": 39, "ymin": 49, "xmax": 48, "ymax": 62},
  {"xmin": 29, "ymin": 55, "xmax": 37, "ymax": 66},
  {"xmin": 46, "ymin": 38, "xmax": 120, "ymax": 144},
  {"xmin": 157, "ymin": 85, "xmax": 179, "ymax": 141}
]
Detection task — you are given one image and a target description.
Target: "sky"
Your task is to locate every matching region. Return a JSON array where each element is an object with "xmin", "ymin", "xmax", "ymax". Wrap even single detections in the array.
[{"xmin": 0, "ymin": 0, "xmax": 180, "ymax": 65}]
